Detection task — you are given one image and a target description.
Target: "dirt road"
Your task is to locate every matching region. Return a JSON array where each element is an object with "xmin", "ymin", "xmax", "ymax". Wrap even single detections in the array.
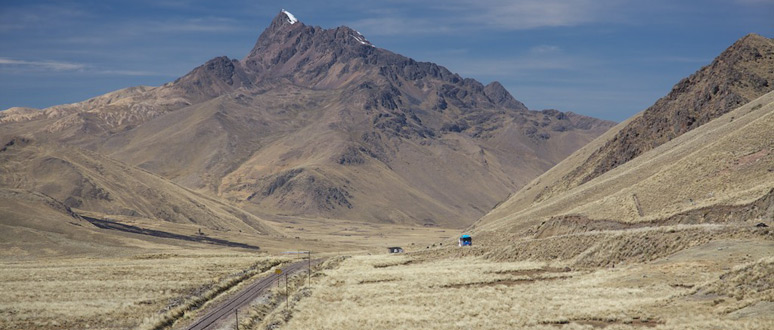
[{"xmin": 184, "ymin": 258, "xmax": 324, "ymax": 330}]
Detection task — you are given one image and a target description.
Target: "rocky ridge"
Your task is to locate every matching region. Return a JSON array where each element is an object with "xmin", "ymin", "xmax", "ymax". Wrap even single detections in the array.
[
  {"xmin": 540, "ymin": 34, "xmax": 774, "ymax": 201},
  {"xmin": 0, "ymin": 11, "xmax": 614, "ymax": 227}
]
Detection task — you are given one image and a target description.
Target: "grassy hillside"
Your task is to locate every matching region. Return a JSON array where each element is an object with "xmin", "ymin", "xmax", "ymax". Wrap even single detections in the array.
[
  {"xmin": 0, "ymin": 137, "xmax": 280, "ymax": 241},
  {"xmin": 477, "ymin": 90, "xmax": 774, "ymax": 235},
  {"xmin": 510, "ymin": 34, "xmax": 774, "ymax": 206}
]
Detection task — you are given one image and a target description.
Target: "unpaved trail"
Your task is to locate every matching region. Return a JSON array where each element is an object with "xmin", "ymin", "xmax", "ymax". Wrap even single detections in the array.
[{"xmin": 184, "ymin": 258, "xmax": 324, "ymax": 330}]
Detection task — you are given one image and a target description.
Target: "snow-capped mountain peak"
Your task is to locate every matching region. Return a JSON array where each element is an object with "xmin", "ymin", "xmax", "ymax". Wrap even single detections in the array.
[
  {"xmin": 351, "ymin": 31, "xmax": 374, "ymax": 47},
  {"xmin": 281, "ymin": 9, "xmax": 298, "ymax": 24}
]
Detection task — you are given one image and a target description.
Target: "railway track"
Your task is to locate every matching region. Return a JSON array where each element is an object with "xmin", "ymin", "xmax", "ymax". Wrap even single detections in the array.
[{"xmin": 185, "ymin": 258, "xmax": 325, "ymax": 330}]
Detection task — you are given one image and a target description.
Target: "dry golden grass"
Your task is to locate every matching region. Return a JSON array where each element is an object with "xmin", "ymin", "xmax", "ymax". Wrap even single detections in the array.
[
  {"xmin": 693, "ymin": 256, "xmax": 774, "ymax": 315},
  {"xmin": 0, "ymin": 252, "xmax": 284, "ymax": 330},
  {"xmin": 266, "ymin": 215, "xmax": 460, "ymax": 254},
  {"xmin": 479, "ymin": 90, "xmax": 774, "ymax": 234},
  {"xmin": 281, "ymin": 243, "xmax": 774, "ymax": 330},
  {"xmin": 0, "ymin": 210, "xmax": 454, "ymax": 330},
  {"xmin": 234, "ymin": 257, "xmax": 348, "ymax": 330}
]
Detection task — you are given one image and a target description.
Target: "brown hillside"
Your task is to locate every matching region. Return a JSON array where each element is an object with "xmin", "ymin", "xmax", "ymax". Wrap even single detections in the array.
[
  {"xmin": 478, "ymin": 34, "xmax": 774, "ymax": 228},
  {"xmin": 0, "ymin": 137, "xmax": 279, "ymax": 236},
  {"xmin": 537, "ymin": 34, "xmax": 774, "ymax": 201},
  {"xmin": 477, "ymin": 87, "xmax": 774, "ymax": 236},
  {"xmin": 0, "ymin": 11, "xmax": 614, "ymax": 227}
]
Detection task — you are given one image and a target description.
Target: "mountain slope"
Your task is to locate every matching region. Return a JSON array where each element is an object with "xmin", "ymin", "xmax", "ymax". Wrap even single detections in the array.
[
  {"xmin": 0, "ymin": 137, "xmax": 279, "ymax": 236},
  {"xmin": 479, "ymin": 90, "xmax": 774, "ymax": 234},
  {"xmin": 476, "ymin": 34, "xmax": 774, "ymax": 236},
  {"xmin": 531, "ymin": 34, "xmax": 774, "ymax": 202},
  {"xmin": 478, "ymin": 34, "xmax": 774, "ymax": 227},
  {"xmin": 0, "ymin": 11, "xmax": 614, "ymax": 227}
]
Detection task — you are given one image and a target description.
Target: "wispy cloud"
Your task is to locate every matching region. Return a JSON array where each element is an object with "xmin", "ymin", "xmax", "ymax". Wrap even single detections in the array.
[
  {"xmin": 634, "ymin": 56, "xmax": 712, "ymax": 64},
  {"xmin": 454, "ymin": 0, "xmax": 618, "ymax": 30},
  {"xmin": 529, "ymin": 45, "xmax": 562, "ymax": 54},
  {"xmin": 0, "ymin": 57, "xmax": 174, "ymax": 77},
  {"xmin": 432, "ymin": 45, "xmax": 595, "ymax": 79},
  {"xmin": 346, "ymin": 16, "xmax": 453, "ymax": 36},
  {"xmin": 142, "ymin": 17, "xmax": 247, "ymax": 33},
  {"xmin": 446, "ymin": 56, "xmax": 591, "ymax": 78},
  {"xmin": 97, "ymin": 70, "xmax": 174, "ymax": 77},
  {"xmin": 735, "ymin": 0, "xmax": 774, "ymax": 5},
  {"xmin": 350, "ymin": 0, "xmax": 623, "ymax": 36},
  {"xmin": 0, "ymin": 3, "xmax": 89, "ymax": 32},
  {"xmin": 0, "ymin": 58, "xmax": 85, "ymax": 71}
]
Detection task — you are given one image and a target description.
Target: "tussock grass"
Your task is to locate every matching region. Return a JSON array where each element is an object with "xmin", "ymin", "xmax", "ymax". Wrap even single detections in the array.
[
  {"xmin": 284, "ymin": 256, "xmax": 651, "ymax": 329},
  {"xmin": 693, "ymin": 257, "xmax": 774, "ymax": 315},
  {"xmin": 139, "ymin": 257, "xmax": 286, "ymax": 330},
  {"xmin": 238, "ymin": 256, "xmax": 347, "ymax": 330},
  {"xmin": 472, "ymin": 224, "xmax": 767, "ymax": 268},
  {"xmin": 284, "ymin": 251, "xmax": 774, "ymax": 329},
  {"xmin": 0, "ymin": 253, "xmax": 282, "ymax": 330}
]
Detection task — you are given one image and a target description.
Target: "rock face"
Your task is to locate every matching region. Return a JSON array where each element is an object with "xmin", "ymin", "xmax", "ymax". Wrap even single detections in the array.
[
  {"xmin": 0, "ymin": 11, "xmax": 614, "ymax": 227},
  {"xmin": 170, "ymin": 56, "xmax": 254, "ymax": 103},
  {"xmin": 555, "ymin": 34, "xmax": 774, "ymax": 193}
]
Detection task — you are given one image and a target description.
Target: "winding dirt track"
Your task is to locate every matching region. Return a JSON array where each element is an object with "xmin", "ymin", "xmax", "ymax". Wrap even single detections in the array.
[{"xmin": 185, "ymin": 258, "xmax": 325, "ymax": 330}]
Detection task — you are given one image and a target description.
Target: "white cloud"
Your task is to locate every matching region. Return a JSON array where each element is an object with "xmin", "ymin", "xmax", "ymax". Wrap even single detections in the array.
[
  {"xmin": 459, "ymin": 0, "xmax": 614, "ymax": 30},
  {"xmin": 350, "ymin": 0, "xmax": 623, "ymax": 36},
  {"xmin": 348, "ymin": 16, "xmax": 454, "ymax": 36},
  {"xmin": 0, "ymin": 58, "xmax": 174, "ymax": 76},
  {"xmin": 445, "ymin": 55, "xmax": 592, "ymax": 77},
  {"xmin": 0, "ymin": 58, "xmax": 85, "ymax": 71},
  {"xmin": 429, "ymin": 44, "xmax": 593, "ymax": 79},
  {"xmin": 0, "ymin": 4, "xmax": 89, "ymax": 32},
  {"xmin": 735, "ymin": 0, "xmax": 774, "ymax": 4},
  {"xmin": 529, "ymin": 45, "xmax": 561, "ymax": 54},
  {"xmin": 634, "ymin": 56, "xmax": 712, "ymax": 64},
  {"xmin": 144, "ymin": 17, "xmax": 246, "ymax": 33},
  {"xmin": 96, "ymin": 70, "xmax": 173, "ymax": 77}
]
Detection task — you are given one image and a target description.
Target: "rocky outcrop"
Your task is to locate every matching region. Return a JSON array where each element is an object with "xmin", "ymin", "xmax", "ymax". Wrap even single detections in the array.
[{"xmin": 170, "ymin": 56, "xmax": 254, "ymax": 102}]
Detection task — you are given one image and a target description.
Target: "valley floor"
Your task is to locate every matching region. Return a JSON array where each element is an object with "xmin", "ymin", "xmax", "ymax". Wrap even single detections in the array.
[
  {"xmin": 0, "ymin": 214, "xmax": 456, "ymax": 330},
  {"xmin": 1, "ymin": 225, "xmax": 772, "ymax": 329},
  {"xmin": 0, "ymin": 252, "xmax": 286, "ymax": 330},
  {"xmin": 282, "ymin": 239, "xmax": 773, "ymax": 329}
]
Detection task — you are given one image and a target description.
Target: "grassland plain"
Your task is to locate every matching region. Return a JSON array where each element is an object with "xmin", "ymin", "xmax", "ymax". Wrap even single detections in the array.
[
  {"xmin": 0, "ymin": 252, "xmax": 289, "ymax": 330},
  {"xmin": 281, "ymin": 240, "xmax": 773, "ymax": 330}
]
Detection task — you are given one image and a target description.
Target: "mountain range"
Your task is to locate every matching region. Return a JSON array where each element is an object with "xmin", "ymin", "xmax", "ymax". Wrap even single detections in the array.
[{"xmin": 0, "ymin": 10, "xmax": 613, "ymax": 233}]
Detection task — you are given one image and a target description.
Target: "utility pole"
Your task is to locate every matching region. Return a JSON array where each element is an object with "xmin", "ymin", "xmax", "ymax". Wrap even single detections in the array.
[
  {"xmin": 308, "ymin": 250, "xmax": 312, "ymax": 286},
  {"xmin": 285, "ymin": 273, "xmax": 289, "ymax": 313},
  {"xmin": 275, "ymin": 268, "xmax": 282, "ymax": 292},
  {"xmin": 235, "ymin": 308, "xmax": 239, "ymax": 330}
]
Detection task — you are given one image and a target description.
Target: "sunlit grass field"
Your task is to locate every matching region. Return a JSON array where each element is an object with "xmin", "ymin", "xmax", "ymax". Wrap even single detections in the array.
[
  {"xmin": 283, "ymin": 248, "xmax": 774, "ymax": 329},
  {"xmin": 0, "ymin": 252, "xmax": 283, "ymax": 330}
]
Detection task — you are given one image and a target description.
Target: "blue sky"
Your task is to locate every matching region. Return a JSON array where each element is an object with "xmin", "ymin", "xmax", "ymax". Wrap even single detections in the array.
[{"xmin": 1, "ymin": 0, "xmax": 772, "ymax": 121}]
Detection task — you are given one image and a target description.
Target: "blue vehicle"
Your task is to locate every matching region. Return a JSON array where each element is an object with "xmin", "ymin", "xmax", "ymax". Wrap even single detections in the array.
[{"xmin": 458, "ymin": 234, "xmax": 472, "ymax": 247}]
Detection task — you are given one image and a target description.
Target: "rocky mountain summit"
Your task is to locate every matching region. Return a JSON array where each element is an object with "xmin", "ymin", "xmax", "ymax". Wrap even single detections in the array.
[{"xmin": 0, "ymin": 10, "xmax": 614, "ymax": 227}]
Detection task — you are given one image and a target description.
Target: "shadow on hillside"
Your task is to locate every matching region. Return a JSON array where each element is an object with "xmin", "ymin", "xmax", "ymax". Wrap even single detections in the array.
[{"xmin": 82, "ymin": 216, "xmax": 260, "ymax": 250}]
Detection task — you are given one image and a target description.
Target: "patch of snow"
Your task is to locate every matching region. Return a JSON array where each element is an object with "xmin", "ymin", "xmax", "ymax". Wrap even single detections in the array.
[
  {"xmin": 281, "ymin": 9, "xmax": 298, "ymax": 24},
  {"xmin": 351, "ymin": 33, "xmax": 374, "ymax": 47}
]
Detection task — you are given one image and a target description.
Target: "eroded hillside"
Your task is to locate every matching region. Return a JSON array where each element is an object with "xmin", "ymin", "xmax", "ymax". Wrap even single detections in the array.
[{"xmin": 0, "ymin": 11, "xmax": 614, "ymax": 227}]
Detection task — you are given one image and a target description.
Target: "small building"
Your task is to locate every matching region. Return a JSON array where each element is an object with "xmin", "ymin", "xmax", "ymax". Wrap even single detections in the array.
[
  {"xmin": 387, "ymin": 247, "xmax": 404, "ymax": 253},
  {"xmin": 458, "ymin": 234, "xmax": 472, "ymax": 247}
]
